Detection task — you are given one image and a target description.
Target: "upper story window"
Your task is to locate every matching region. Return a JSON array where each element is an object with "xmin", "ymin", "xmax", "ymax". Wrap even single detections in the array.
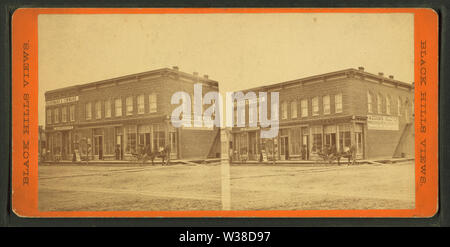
[
  {"xmin": 386, "ymin": 96, "xmax": 391, "ymax": 115},
  {"xmin": 335, "ymin": 93, "xmax": 342, "ymax": 113},
  {"xmin": 367, "ymin": 91, "xmax": 373, "ymax": 113},
  {"xmin": 291, "ymin": 100, "xmax": 298, "ymax": 119},
  {"xmin": 248, "ymin": 99, "xmax": 258, "ymax": 124},
  {"xmin": 61, "ymin": 106, "xmax": 67, "ymax": 123},
  {"xmin": 149, "ymin": 93, "xmax": 157, "ymax": 113},
  {"xmin": 69, "ymin": 105, "xmax": 75, "ymax": 122},
  {"xmin": 397, "ymin": 97, "xmax": 402, "ymax": 116},
  {"xmin": 137, "ymin": 94, "xmax": 145, "ymax": 114},
  {"xmin": 54, "ymin": 108, "xmax": 60, "ymax": 123},
  {"xmin": 323, "ymin": 95, "xmax": 330, "ymax": 115},
  {"xmin": 105, "ymin": 100, "xmax": 111, "ymax": 118},
  {"xmin": 312, "ymin": 97, "xmax": 319, "ymax": 116},
  {"xmin": 47, "ymin": 109, "xmax": 52, "ymax": 124},
  {"xmin": 301, "ymin": 99, "xmax": 308, "ymax": 117},
  {"xmin": 126, "ymin": 96, "xmax": 133, "ymax": 116},
  {"xmin": 115, "ymin": 98, "xmax": 122, "ymax": 117},
  {"xmin": 281, "ymin": 101, "xmax": 288, "ymax": 120},
  {"xmin": 95, "ymin": 101, "xmax": 101, "ymax": 119},
  {"xmin": 377, "ymin": 93, "xmax": 383, "ymax": 114},
  {"xmin": 85, "ymin": 102, "xmax": 92, "ymax": 120}
]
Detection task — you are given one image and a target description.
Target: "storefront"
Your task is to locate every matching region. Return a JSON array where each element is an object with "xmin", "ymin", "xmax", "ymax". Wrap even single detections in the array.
[{"xmin": 231, "ymin": 118, "xmax": 366, "ymax": 162}]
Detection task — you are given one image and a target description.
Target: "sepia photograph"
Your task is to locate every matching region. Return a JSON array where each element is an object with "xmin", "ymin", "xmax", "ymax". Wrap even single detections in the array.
[{"xmin": 37, "ymin": 12, "xmax": 415, "ymax": 212}]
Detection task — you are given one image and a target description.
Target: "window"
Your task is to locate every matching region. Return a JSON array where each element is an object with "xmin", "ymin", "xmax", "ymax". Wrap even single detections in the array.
[
  {"xmin": 137, "ymin": 94, "xmax": 145, "ymax": 114},
  {"xmin": 377, "ymin": 93, "xmax": 383, "ymax": 114},
  {"xmin": 311, "ymin": 126, "xmax": 322, "ymax": 152},
  {"xmin": 95, "ymin": 101, "xmax": 101, "ymax": 119},
  {"xmin": 367, "ymin": 91, "xmax": 373, "ymax": 113},
  {"xmin": 248, "ymin": 99, "xmax": 257, "ymax": 125},
  {"xmin": 69, "ymin": 105, "xmax": 75, "ymax": 122},
  {"xmin": 338, "ymin": 124, "xmax": 351, "ymax": 152},
  {"xmin": 126, "ymin": 125, "xmax": 137, "ymax": 154},
  {"xmin": 54, "ymin": 108, "xmax": 59, "ymax": 123},
  {"xmin": 47, "ymin": 109, "xmax": 52, "ymax": 124},
  {"xmin": 149, "ymin": 93, "xmax": 157, "ymax": 113},
  {"xmin": 61, "ymin": 107, "xmax": 67, "ymax": 123},
  {"xmin": 312, "ymin": 97, "xmax": 319, "ymax": 116},
  {"xmin": 301, "ymin": 99, "xmax": 308, "ymax": 117},
  {"xmin": 291, "ymin": 100, "xmax": 298, "ymax": 118},
  {"xmin": 126, "ymin": 96, "xmax": 133, "ymax": 116},
  {"xmin": 397, "ymin": 97, "xmax": 402, "ymax": 116},
  {"xmin": 115, "ymin": 98, "xmax": 122, "ymax": 117},
  {"xmin": 105, "ymin": 100, "xmax": 111, "ymax": 118},
  {"xmin": 281, "ymin": 101, "xmax": 288, "ymax": 120},
  {"xmin": 323, "ymin": 95, "xmax": 330, "ymax": 115},
  {"xmin": 85, "ymin": 102, "xmax": 92, "ymax": 120},
  {"xmin": 335, "ymin": 93, "xmax": 342, "ymax": 113},
  {"xmin": 386, "ymin": 96, "xmax": 391, "ymax": 115}
]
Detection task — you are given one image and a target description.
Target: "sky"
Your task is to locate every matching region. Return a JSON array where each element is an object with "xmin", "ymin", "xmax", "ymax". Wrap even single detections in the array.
[{"xmin": 38, "ymin": 13, "xmax": 414, "ymax": 126}]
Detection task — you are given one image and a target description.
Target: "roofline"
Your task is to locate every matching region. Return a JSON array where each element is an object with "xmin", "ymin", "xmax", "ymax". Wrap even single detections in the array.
[
  {"xmin": 45, "ymin": 67, "xmax": 219, "ymax": 96},
  {"xmin": 238, "ymin": 68, "xmax": 414, "ymax": 93}
]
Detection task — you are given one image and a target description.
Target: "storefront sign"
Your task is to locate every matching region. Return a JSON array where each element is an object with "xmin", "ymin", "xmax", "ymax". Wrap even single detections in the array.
[
  {"xmin": 46, "ymin": 96, "xmax": 79, "ymax": 106},
  {"xmin": 53, "ymin": 125, "xmax": 74, "ymax": 131},
  {"xmin": 367, "ymin": 115, "xmax": 399, "ymax": 130}
]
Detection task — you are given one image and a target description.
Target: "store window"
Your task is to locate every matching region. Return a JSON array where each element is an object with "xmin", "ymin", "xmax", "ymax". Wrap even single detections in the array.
[
  {"xmin": 335, "ymin": 93, "xmax": 342, "ymax": 113},
  {"xmin": 323, "ymin": 95, "xmax": 330, "ymax": 115},
  {"xmin": 311, "ymin": 125, "xmax": 322, "ymax": 153},
  {"xmin": 95, "ymin": 101, "xmax": 101, "ymax": 119},
  {"xmin": 105, "ymin": 99, "xmax": 111, "ymax": 118},
  {"xmin": 54, "ymin": 108, "xmax": 60, "ymax": 123},
  {"xmin": 126, "ymin": 125, "xmax": 137, "ymax": 154},
  {"xmin": 61, "ymin": 107, "xmax": 67, "ymax": 123},
  {"xmin": 149, "ymin": 93, "xmax": 157, "ymax": 113},
  {"xmin": 85, "ymin": 102, "xmax": 92, "ymax": 120},
  {"xmin": 69, "ymin": 105, "xmax": 75, "ymax": 122},
  {"xmin": 312, "ymin": 97, "xmax": 319, "ymax": 116},
  {"xmin": 338, "ymin": 124, "xmax": 351, "ymax": 152},
  {"xmin": 126, "ymin": 96, "xmax": 133, "ymax": 116},
  {"xmin": 291, "ymin": 100, "xmax": 298, "ymax": 119},
  {"xmin": 137, "ymin": 94, "xmax": 145, "ymax": 114},
  {"xmin": 153, "ymin": 124, "xmax": 166, "ymax": 151},
  {"xmin": 115, "ymin": 98, "xmax": 122, "ymax": 117},
  {"xmin": 301, "ymin": 99, "xmax": 308, "ymax": 117}
]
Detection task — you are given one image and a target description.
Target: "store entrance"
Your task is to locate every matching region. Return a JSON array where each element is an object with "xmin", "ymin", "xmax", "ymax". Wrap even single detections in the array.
[
  {"xmin": 94, "ymin": 135, "xmax": 103, "ymax": 160},
  {"xmin": 280, "ymin": 136, "xmax": 289, "ymax": 160}
]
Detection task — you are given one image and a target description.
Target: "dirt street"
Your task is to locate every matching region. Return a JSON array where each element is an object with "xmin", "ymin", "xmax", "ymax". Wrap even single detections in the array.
[
  {"xmin": 230, "ymin": 161, "xmax": 415, "ymax": 210},
  {"xmin": 39, "ymin": 161, "xmax": 414, "ymax": 211}
]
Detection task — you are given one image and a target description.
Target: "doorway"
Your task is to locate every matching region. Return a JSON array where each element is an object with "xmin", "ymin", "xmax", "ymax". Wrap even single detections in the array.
[
  {"xmin": 280, "ymin": 136, "xmax": 289, "ymax": 160},
  {"xmin": 94, "ymin": 135, "xmax": 103, "ymax": 160}
]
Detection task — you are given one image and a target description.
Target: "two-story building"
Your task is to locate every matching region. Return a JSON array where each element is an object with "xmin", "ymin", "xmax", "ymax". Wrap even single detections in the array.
[
  {"xmin": 44, "ymin": 67, "xmax": 221, "ymax": 161},
  {"xmin": 230, "ymin": 67, "xmax": 414, "ymax": 161}
]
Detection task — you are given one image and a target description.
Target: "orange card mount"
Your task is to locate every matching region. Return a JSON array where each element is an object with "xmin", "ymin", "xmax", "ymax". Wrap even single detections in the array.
[{"xmin": 11, "ymin": 8, "xmax": 438, "ymax": 217}]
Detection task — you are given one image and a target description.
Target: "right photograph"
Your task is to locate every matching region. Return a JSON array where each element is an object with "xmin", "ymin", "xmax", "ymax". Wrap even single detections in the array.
[
  {"xmin": 224, "ymin": 67, "xmax": 414, "ymax": 210},
  {"xmin": 220, "ymin": 13, "xmax": 415, "ymax": 211}
]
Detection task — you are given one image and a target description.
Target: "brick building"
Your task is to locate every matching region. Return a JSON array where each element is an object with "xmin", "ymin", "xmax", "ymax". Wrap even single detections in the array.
[
  {"xmin": 44, "ymin": 67, "xmax": 221, "ymax": 161},
  {"xmin": 230, "ymin": 67, "xmax": 414, "ymax": 161}
]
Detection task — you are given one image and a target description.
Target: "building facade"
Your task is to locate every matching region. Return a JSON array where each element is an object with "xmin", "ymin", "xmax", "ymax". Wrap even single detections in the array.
[
  {"xmin": 44, "ymin": 67, "xmax": 221, "ymax": 161},
  {"xmin": 230, "ymin": 67, "xmax": 414, "ymax": 161}
]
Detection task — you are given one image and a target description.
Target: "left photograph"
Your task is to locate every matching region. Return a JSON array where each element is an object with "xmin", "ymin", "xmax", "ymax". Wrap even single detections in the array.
[{"xmin": 37, "ymin": 15, "xmax": 223, "ymax": 211}]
